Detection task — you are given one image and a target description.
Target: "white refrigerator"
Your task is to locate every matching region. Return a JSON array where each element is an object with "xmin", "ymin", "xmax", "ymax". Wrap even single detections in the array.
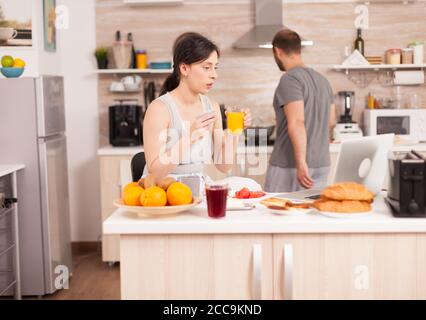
[{"xmin": 0, "ymin": 76, "xmax": 72, "ymax": 296}]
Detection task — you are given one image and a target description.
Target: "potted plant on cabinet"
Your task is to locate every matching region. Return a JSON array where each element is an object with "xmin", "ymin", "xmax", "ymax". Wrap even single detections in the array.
[{"xmin": 94, "ymin": 47, "xmax": 109, "ymax": 69}]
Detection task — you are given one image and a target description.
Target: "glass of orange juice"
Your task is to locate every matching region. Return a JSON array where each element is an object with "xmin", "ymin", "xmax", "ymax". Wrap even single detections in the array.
[{"xmin": 226, "ymin": 107, "xmax": 244, "ymax": 135}]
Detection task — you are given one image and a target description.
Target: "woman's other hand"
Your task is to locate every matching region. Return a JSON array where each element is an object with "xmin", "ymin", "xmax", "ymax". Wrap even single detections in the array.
[
  {"xmin": 190, "ymin": 111, "xmax": 217, "ymax": 142},
  {"xmin": 242, "ymin": 108, "xmax": 252, "ymax": 128}
]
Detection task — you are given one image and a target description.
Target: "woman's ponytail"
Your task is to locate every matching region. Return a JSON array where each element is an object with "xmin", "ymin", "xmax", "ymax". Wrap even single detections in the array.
[{"xmin": 160, "ymin": 69, "xmax": 179, "ymax": 96}]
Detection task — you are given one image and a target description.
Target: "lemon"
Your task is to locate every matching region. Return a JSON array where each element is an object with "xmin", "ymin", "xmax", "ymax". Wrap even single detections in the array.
[
  {"xmin": 1, "ymin": 55, "xmax": 14, "ymax": 68},
  {"xmin": 13, "ymin": 58, "xmax": 26, "ymax": 68}
]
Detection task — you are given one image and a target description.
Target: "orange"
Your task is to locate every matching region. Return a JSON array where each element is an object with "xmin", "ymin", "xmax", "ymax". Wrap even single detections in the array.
[
  {"xmin": 122, "ymin": 182, "xmax": 144, "ymax": 206},
  {"xmin": 166, "ymin": 182, "xmax": 193, "ymax": 206},
  {"xmin": 140, "ymin": 186, "xmax": 167, "ymax": 207}
]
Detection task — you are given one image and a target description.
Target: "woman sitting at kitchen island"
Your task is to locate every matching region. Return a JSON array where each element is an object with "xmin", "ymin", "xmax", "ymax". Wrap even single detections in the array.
[{"xmin": 142, "ymin": 32, "xmax": 251, "ymax": 181}]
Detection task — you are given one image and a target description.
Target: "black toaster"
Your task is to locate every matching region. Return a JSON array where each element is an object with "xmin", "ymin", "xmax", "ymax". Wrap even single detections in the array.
[{"xmin": 385, "ymin": 150, "xmax": 426, "ymax": 217}]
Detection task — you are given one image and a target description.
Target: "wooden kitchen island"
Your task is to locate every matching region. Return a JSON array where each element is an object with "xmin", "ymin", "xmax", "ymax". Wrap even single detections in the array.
[{"xmin": 103, "ymin": 196, "xmax": 426, "ymax": 300}]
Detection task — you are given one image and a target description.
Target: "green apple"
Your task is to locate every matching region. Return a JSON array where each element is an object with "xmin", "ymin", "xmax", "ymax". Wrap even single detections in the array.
[{"xmin": 1, "ymin": 55, "xmax": 14, "ymax": 68}]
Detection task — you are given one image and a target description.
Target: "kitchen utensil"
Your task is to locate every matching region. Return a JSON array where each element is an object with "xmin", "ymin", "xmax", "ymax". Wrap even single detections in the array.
[
  {"xmin": 144, "ymin": 81, "xmax": 156, "ymax": 108},
  {"xmin": 112, "ymin": 40, "xmax": 132, "ymax": 69},
  {"xmin": 121, "ymin": 75, "xmax": 142, "ymax": 91},
  {"xmin": 333, "ymin": 91, "xmax": 363, "ymax": 141},
  {"xmin": 113, "ymin": 197, "xmax": 201, "ymax": 217},
  {"xmin": 386, "ymin": 150, "xmax": 426, "ymax": 217},
  {"xmin": 109, "ymin": 99, "xmax": 143, "ymax": 146},
  {"xmin": 0, "ymin": 28, "xmax": 18, "ymax": 42},
  {"xmin": 110, "ymin": 81, "xmax": 125, "ymax": 92}
]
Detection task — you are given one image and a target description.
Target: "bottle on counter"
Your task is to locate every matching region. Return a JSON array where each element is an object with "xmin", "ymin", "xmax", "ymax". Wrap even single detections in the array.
[
  {"xmin": 127, "ymin": 32, "xmax": 137, "ymax": 69},
  {"xmin": 354, "ymin": 28, "xmax": 365, "ymax": 56},
  {"xmin": 136, "ymin": 50, "xmax": 148, "ymax": 69},
  {"xmin": 367, "ymin": 92, "xmax": 375, "ymax": 109}
]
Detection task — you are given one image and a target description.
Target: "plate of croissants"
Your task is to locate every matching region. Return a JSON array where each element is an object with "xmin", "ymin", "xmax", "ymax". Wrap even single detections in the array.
[{"xmin": 312, "ymin": 182, "xmax": 374, "ymax": 218}]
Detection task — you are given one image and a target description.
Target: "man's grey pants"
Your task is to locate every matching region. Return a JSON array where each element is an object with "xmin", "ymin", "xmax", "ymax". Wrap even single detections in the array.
[{"xmin": 264, "ymin": 164, "xmax": 330, "ymax": 193}]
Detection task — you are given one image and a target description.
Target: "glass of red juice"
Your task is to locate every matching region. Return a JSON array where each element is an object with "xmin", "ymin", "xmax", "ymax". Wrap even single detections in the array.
[{"xmin": 205, "ymin": 181, "xmax": 228, "ymax": 218}]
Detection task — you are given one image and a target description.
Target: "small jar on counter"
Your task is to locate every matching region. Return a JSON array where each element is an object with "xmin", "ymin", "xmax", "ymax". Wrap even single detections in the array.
[
  {"xmin": 409, "ymin": 41, "xmax": 424, "ymax": 65},
  {"xmin": 401, "ymin": 48, "xmax": 414, "ymax": 64},
  {"xmin": 136, "ymin": 50, "xmax": 148, "ymax": 69},
  {"xmin": 386, "ymin": 48, "xmax": 401, "ymax": 65}
]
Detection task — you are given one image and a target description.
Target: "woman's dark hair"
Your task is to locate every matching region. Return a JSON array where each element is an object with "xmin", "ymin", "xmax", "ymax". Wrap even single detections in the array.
[{"xmin": 161, "ymin": 32, "xmax": 220, "ymax": 95}]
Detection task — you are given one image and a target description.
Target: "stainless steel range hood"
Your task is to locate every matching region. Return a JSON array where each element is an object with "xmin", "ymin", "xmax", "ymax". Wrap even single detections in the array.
[{"xmin": 233, "ymin": 0, "xmax": 313, "ymax": 49}]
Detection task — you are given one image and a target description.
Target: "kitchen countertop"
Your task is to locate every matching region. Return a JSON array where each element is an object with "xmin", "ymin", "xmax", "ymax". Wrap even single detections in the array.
[
  {"xmin": 98, "ymin": 142, "xmax": 426, "ymax": 156},
  {"xmin": 103, "ymin": 195, "xmax": 426, "ymax": 235},
  {"xmin": 329, "ymin": 141, "xmax": 426, "ymax": 153},
  {"xmin": 97, "ymin": 144, "xmax": 274, "ymax": 155},
  {"xmin": 0, "ymin": 165, "xmax": 25, "ymax": 178}
]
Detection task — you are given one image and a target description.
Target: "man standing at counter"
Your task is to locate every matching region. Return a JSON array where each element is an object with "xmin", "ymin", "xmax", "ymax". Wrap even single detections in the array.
[{"xmin": 264, "ymin": 30, "xmax": 336, "ymax": 192}]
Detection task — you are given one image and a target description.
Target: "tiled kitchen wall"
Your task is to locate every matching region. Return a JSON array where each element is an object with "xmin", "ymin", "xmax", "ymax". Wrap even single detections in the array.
[{"xmin": 96, "ymin": 0, "xmax": 426, "ymax": 146}]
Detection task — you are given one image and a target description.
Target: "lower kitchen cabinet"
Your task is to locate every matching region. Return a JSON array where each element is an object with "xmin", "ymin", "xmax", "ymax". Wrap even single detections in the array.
[
  {"xmin": 99, "ymin": 155, "xmax": 132, "ymax": 263},
  {"xmin": 118, "ymin": 233, "xmax": 426, "ymax": 300},
  {"xmin": 120, "ymin": 234, "xmax": 273, "ymax": 300},
  {"xmin": 273, "ymin": 234, "xmax": 426, "ymax": 300}
]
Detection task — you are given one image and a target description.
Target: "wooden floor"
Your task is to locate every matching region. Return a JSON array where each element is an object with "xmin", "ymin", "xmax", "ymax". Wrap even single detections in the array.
[{"xmin": 36, "ymin": 247, "xmax": 121, "ymax": 300}]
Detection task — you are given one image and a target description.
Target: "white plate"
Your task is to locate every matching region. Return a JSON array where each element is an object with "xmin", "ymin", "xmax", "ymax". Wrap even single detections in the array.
[
  {"xmin": 316, "ymin": 209, "xmax": 373, "ymax": 219},
  {"xmin": 113, "ymin": 198, "xmax": 201, "ymax": 217},
  {"xmin": 226, "ymin": 198, "xmax": 255, "ymax": 210},
  {"xmin": 259, "ymin": 203, "xmax": 314, "ymax": 216}
]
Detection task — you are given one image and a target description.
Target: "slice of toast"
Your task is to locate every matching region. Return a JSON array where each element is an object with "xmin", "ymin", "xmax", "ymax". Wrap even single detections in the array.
[
  {"xmin": 261, "ymin": 197, "xmax": 314, "ymax": 210},
  {"xmin": 260, "ymin": 197, "xmax": 289, "ymax": 209}
]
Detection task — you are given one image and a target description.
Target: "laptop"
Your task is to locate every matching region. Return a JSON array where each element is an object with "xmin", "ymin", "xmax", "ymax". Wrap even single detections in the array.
[{"xmin": 273, "ymin": 134, "xmax": 395, "ymax": 202}]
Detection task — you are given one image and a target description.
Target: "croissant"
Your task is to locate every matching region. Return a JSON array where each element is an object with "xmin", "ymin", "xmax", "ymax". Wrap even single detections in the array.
[
  {"xmin": 313, "ymin": 199, "xmax": 372, "ymax": 213},
  {"xmin": 321, "ymin": 182, "xmax": 374, "ymax": 201}
]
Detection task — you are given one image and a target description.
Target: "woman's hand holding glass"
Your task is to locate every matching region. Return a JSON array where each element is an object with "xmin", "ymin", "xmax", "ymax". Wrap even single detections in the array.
[{"xmin": 226, "ymin": 107, "xmax": 251, "ymax": 135}]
